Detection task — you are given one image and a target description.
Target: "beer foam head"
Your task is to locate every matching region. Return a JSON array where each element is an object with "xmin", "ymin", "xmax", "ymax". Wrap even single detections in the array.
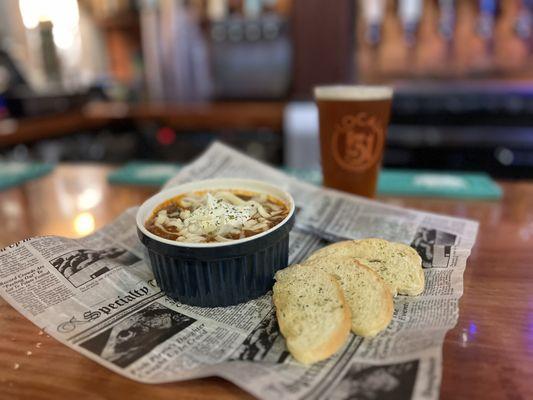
[{"xmin": 314, "ymin": 85, "xmax": 393, "ymax": 101}]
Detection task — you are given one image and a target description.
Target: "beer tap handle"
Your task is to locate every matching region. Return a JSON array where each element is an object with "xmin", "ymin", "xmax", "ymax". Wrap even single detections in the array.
[
  {"xmin": 207, "ymin": 0, "xmax": 228, "ymax": 22},
  {"xmin": 360, "ymin": 0, "xmax": 386, "ymax": 46},
  {"xmin": 243, "ymin": 0, "xmax": 262, "ymax": 19},
  {"xmin": 438, "ymin": 0, "xmax": 456, "ymax": 42},
  {"xmin": 515, "ymin": 0, "xmax": 533, "ymax": 41},
  {"xmin": 399, "ymin": 0, "xmax": 423, "ymax": 47},
  {"xmin": 477, "ymin": 0, "xmax": 497, "ymax": 40}
]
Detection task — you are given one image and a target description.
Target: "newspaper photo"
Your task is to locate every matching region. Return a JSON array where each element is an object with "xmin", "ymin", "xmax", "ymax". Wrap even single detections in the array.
[{"xmin": 0, "ymin": 142, "xmax": 478, "ymax": 400}]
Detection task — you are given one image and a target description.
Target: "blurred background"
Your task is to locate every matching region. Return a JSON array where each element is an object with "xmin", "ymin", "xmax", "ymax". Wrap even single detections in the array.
[{"xmin": 0, "ymin": 0, "xmax": 532, "ymax": 178}]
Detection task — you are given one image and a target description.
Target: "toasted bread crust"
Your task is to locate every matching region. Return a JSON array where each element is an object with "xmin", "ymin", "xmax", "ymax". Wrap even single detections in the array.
[
  {"xmin": 273, "ymin": 239, "xmax": 424, "ymax": 365},
  {"xmin": 303, "ymin": 256, "xmax": 393, "ymax": 337},
  {"xmin": 273, "ymin": 266, "xmax": 351, "ymax": 365},
  {"xmin": 307, "ymin": 238, "xmax": 425, "ymax": 296},
  {"xmin": 352, "ymin": 259, "xmax": 394, "ymax": 337},
  {"xmin": 284, "ymin": 278, "xmax": 351, "ymax": 364}
]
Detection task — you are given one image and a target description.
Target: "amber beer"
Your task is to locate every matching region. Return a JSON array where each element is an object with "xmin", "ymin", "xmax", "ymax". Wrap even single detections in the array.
[{"xmin": 315, "ymin": 86, "xmax": 393, "ymax": 197}]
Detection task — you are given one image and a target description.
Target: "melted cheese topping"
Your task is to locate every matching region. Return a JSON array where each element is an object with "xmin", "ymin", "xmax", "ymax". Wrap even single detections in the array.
[{"xmin": 186, "ymin": 193, "xmax": 255, "ymax": 234}]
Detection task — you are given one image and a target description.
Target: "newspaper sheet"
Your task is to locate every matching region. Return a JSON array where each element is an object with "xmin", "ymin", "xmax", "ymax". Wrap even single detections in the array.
[{"xmin": 0, "ymin": 142, "xmax": 478, "ymax": 400}]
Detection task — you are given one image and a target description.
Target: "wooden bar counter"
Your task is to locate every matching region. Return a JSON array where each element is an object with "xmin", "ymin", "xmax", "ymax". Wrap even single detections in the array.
[{"xmin": 0, "ymin": 165, "xmax": 532, "ymax": 400}]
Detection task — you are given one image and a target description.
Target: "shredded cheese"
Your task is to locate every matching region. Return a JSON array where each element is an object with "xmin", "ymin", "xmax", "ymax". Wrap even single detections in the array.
[{"xmin": 187, "ymin": 193, "xmax": 255, "ymax": 234}]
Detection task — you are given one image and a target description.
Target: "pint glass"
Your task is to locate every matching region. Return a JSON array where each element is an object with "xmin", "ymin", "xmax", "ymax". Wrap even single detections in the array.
[{"xmin": 314, "ymin": 85, "xmax": 393, "ymax": 197}]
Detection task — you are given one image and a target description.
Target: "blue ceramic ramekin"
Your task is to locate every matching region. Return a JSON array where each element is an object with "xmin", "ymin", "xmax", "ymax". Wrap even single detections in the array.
[{"xmin": 136, "ymin": 179, "xmax": 295, "ymax": 307}]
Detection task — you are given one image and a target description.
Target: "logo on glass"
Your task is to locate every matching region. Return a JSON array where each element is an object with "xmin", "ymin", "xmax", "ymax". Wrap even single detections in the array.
[{"xmin": 332, "ymin": 113, "xmax": 384, "ymax": 172}]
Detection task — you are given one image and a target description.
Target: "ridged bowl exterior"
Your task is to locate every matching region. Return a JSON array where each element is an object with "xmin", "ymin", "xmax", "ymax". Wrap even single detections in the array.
[{"xmin": 138, "ymin": 214, "xmax": 294, "ymax": 307}]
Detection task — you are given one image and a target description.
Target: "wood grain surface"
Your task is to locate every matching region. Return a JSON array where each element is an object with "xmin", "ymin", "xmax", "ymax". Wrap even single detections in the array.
[
  {"xmin": 0, "ymin": 165, "xmax": 532, "ymax": 400},
  {"xmin": 0, "ymin": 102, "xmax": 285, "ymax": 148}
]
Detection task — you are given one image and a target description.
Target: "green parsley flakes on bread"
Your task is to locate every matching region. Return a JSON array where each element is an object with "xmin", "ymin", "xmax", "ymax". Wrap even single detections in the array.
[
  {"xmin": 302, "ymin": 256, "xmax": 394, "ymax": 337},
  {"xmin": 273, "ymin": 264, "xmax": 351, "ymax": 365},
  {"xmin": 273, "ymin": 238, "xmax": 425, "ymax": 365},
  {"xmin": 306, "ymin": 238, "xmax": 425, "ymax": 296}
]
